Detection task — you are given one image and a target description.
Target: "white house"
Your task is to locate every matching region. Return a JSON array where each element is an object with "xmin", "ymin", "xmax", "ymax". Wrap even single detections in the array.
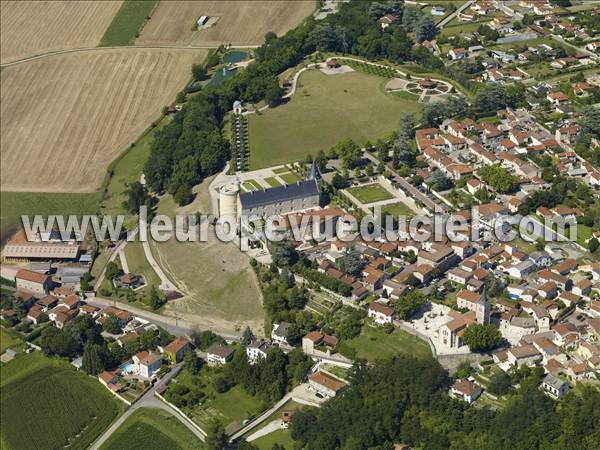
[
  {"xmin": 271, "ymin": 322, "xmax": 292, "ymax": 345},
  {"xmin": 368, "ymin": 302, "xmax": 394, "ymax": 325},
  {"xmin": 206, "ymin": 344, "xmax": 234, "ymax": 366},
  {"xmin": 246, "ymin": 339, "xmax": 274, "ymax": 364},
  {"xmin": 308, "ymin": 371, "xmax": 347, "ymax": 398},
  {"xmin": 542, "ymin": 373, "xmax": 569, "ymax": 399},
  {"xmin": 133, "ymin": 351, "xmax": 162, "ymax": 379},
  {"xmin": 451, "ymin": 379, "xmax": 482, "ymax": 404}
]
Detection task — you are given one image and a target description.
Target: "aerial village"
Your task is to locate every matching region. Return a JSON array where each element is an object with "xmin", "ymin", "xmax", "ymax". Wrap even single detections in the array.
[{"xmin": 1, "ymin": 0, "xmax": 600, "ymax": 447}]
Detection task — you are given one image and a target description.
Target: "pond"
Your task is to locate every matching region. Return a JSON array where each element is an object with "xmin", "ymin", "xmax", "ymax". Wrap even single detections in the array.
[
  {"xmin": 208, "ymin": 67, "xmax": 238, "ymax": 87},
  {"xmin": 223, "ymin": 50, "xmax": 248, "ymax": 64}
]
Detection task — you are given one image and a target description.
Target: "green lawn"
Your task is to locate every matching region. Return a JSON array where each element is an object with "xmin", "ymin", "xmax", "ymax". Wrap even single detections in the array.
[
  {"xmin": 0, "ymin": 192, "xmax": 100, "ymax": 243},
  {"xmin": 100, "ymin": 118, "xmax": 168, "ymax": 224},
  {"xmin": 241, "ymin": 179, "xmax": 263, "ymax": 192},
  {"xmin": 99, "ymin": 0, "xmax": 159, "ymax": 46},
  {"xmin": 280, "ymin": 172, "xmax": 302, "ymax": 184},
  {"xmin": 248, "ymin": 70, "xmax": 420, "ymax": 169},
  {"xmin": 252, "ymin": 429, "xmax": 295, "ymax": 450},
  {"xmin": 173, "ymin": 368, "xmax": 266, "ymax": 429},
  {"xmin": 272, "ymin": 167, "xmax": 291, "ymax": 174},
  {"xmin": 0, "ymin": 327, "xmax": 24, "ymax": 354},
  {"xmin": 265, "ymin": 176, "xmax": 282, "ymax": 187},
  {"xmin": 340, "ymin": 325, "xmax": 432, "ymax": 361},
  {"xmin": 100, "ymin": 408, "xmax": 203, "ymax": 450},
  {"xmin": 1, "ymin": 353, "xmax": 122, "ymax": 450},
  {"xmin": 347, "ymin": 184, "xmax": 394, "ymax": 204},
  {"xmin": 378, "ymin": 202, "xmax": 415, "ymax": 219},
  {"xmin": 124, "ymin": 240, "xmax": 160, "ymax": 291}
]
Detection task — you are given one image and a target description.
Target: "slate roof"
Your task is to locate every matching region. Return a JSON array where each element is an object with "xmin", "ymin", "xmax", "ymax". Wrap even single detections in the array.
[{"xmin": 240, "ymin": 179, "xmax": 319, "ymax": 209}]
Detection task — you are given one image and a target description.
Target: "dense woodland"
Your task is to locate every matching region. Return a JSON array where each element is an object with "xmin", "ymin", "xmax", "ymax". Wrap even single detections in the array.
[{"xmin": 289, "ymin": 356, "xmax": 600, "ymax": 450}]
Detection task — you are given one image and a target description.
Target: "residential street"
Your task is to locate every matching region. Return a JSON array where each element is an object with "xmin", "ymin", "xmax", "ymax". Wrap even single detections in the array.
[{"xmin": 89, "ymin": 363, "xmax": 205, "ymax": 449}]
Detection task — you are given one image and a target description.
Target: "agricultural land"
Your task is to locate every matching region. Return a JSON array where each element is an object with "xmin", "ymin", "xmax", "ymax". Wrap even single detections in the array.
[
  {"xmin": 0, "ymin": 353, "xmax": 121, "ymax": 450},
  {"xmin": 0, "ymin": 1, "xmax": 122, "ymax": 64},
  {"xmin": 137, "ymin": 0, "xmax": 316, "ymax": 47}
]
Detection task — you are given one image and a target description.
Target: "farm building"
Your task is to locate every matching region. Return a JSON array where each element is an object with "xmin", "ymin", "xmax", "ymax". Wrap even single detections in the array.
[
  {"xmin": 2, "ymin": 229, "xmax": 80, "ymax": 262},
  {"xmin": 197, "ymin": 15, "xmax": 209, "ymax": 28},
  {"xmin": 15, "ymin": 269, "xmax": 52, "ymax": 296}
]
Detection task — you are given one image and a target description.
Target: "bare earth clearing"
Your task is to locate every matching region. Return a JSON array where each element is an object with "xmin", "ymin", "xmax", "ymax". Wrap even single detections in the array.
[
  {"xmin": 0, "ymin": 1, "xmax": 122, "ymax": 64},
  {"xmin": 136, "ymin": 0, "xmax": 316, "ymax": 47},
  {"xmin": 1, "ymin": 48, "xmax": 207, "ymax": 192}
]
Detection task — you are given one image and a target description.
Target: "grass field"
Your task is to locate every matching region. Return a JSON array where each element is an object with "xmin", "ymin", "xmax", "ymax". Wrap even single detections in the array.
[
  {"xmin": 252, "ymin": 429, "xmax": 295, "ymax": 450},
  {"xmin": 0, "ymin": 327, "xmax": 23, "ymax": 353},
  {"xmin": 150, "ymin": 193, "xmax": 264, "ymax": 334},
  {"xmin": 137, "ymin": 1, "xmax": 315, "ymax": 47},
  {"xmin": 378, "ymin": 202, "xmax": 415, "ymax": 219},
  {"xmin": 0, "ymin": 191, "xmax": 100, "ymax": 243},
  {"xmin": 1, "ymin": 352, "xmax": 121, "ymax": 450},
  {"xmin": 99, "ymin": 0, "xmax": 159, "ymax": 47},
  {"xmin": 347, "ymin": 184, "xmax": 394, "ymax": 204},
  {"xmin": 265, "ymin": 176, "xmax": 282, "ymax": 187},
  {"xmin": 100, "ymin": 408, "xmax": 203, "ymax": 450},
  {"xmin": 280, "ymin": 172, "xmax": 302, "ymax": 184},
  {"xmin": 248, "ymin": 70, "xmax": 420, "ymax": 169},
  {"xmin": 124, "ymin": 240, "xmax": 161, "ymax": 294},
  {"xmin": 174, "ymin": 368, "xmax": 265, "ymax": 429},
  {"xmin": 0, "ymin": 1, "xmax": 122, "ymax": 64},
  {"xmin": 340, "ymin": 325, "xmax": 432, "ymax": 361},
  {"xmin": 1, "ymin": 48, "xmax": 206, "ymax": 193},
  {"xmin": 101, "ymin": 118, "xmax": 168, "ymax": 222}
]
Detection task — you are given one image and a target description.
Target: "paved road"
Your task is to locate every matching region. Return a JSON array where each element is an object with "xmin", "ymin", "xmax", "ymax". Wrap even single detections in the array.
[
  {"xmin": 90, "ymin": 363, "xmax": 206, "ymax": 449},
  {"xmin": 436, "ymin": 0, "xmax": 476, "ymax": 28}
]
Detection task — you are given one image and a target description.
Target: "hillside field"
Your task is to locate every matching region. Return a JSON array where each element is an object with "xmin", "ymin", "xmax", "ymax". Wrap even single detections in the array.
[
  {"xmin": 99, "ymin": 0, "xmax": 159, "ymax": 47},
  {"xmin": 248, "ymin": 69, "xmax": 421, "ymax": 169},
  {"xmin": 0, "ymin": 1, "xmax": 122, "ymax": 64},
  {"xmin": 0, "ymin": 353, "xmax": 122, "ymax": 450},
  {"xmin": 0, "ymin": 48, "xmax": 207, "ymax": 193},
  {"xmin": 100, "ymin": 408, "xmax": 203, "ymax": 450},
  {"xmin": 137, "ymin": 0, "xmax": 316, "ymax": 46}
]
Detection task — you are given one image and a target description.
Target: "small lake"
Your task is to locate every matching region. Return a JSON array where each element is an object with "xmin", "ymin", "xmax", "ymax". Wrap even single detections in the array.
[
  {"xmin": 223, "ymin": 50, "xmax": 248, "ymax": 64},
  {"xmin": 208, "ymin": 67, "xmax": 239, "ymax": 86}
]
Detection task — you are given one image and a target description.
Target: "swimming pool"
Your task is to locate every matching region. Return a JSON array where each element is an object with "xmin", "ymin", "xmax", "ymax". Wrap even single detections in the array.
[
  {"xmin": 120, "ymin": 361, "xmax": 137, "ymax": 374},
  {"xmin": 223, "ymin": 50, "xmax": 248, "ymax": 64}
]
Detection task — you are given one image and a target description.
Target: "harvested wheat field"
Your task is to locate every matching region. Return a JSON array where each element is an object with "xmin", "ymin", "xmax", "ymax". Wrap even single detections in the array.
[
  {"xmin": 0, "ymin": 1, "xmax": 122, "ymax": 64},
  {"xmin": 136, "ymin": 0, "xmax": 316, "ymax": 47},
  {"xmin": 0, "ymin": 48, "xmax": 207, "ymax": 193}
]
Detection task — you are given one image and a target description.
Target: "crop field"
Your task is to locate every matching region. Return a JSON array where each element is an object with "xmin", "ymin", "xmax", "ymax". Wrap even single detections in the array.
[
  {"xmin": 99, "ymin": 0, "xmax": 159, "ymax": 47},
  {"xmin": 0, "ymin": 1, "xmax": 122, "ymax": 64},
  {"xmin": 248, "ymin": 70, "xmax": 420, "ymax": 169},
  {"xmin": 136, "ymin": 0, "xmax": 316, "ymax": 46},
  {"xmin": 1, "ymin": 353, "xmax": 121, "ymax": 450},
  {"xmin": 100, "ymin": 408, "xmax": 202, "ymax": 450},
  {"xmin": 1, "ymin": 48, "xmax": 207, "ymax": 193}
]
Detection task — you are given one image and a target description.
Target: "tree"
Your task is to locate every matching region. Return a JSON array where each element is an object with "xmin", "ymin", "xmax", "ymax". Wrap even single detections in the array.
[
  {"xmin": 335, "ymin": 139, "xmax": 362, "ymax": 170},
  {"xmin": 122, "ymin": 181, "xmax": 152, "ymax": 215},
  {"xmin": 415, "ymin": 15, "xmax": 437, "ymax": 42},
  {"xmin": 184, "ymin": 349, "xmax": 201, "ymax": 375},
  {"xmin": 241, "ymin": 326, "xmax": 255, "ymax": 345},
  {"xmin": 265, "ymin": 79, "xmax": 284, "ymax": 108},
  {"xmin": 191, "ymin": 63, "xmax": 208, "ymax": 81},
  {"xmin": 148, "ymin": 286, "xmax": 165, "ymax": 310},
  {"xmin": 398, "ymin": 112, "xmax": 416, "ymax": 139},
  {"xmin": 462, "ymin": 323, "xmax": 501, "ymax": 352},
  {"xmin": 173, "ymin": 183, "xmax": 194, "ymax": 206},
  {"xmin": 40, "ymin": 327, "xmax": 79, "ymax": 358},
  {"xmin": 105, "ymin": 261, "xmax": 121, "ymax": 281},
  {"xmin": 488, "ymin": 370, "xmax": 512, "ymax": 395},
  {"xmin": 82, "ymin": 341, "xmax": 105, "ymax": 375},
  {"xmin": 394, "ymin": 290, "xmax": 426, "ymax": 320},
  {"xmin": 337, "ymin": 253, "xmax": 364, "ymax": 276},
  {"xmin": 479, "ymin": 165, "xmax": 519, "ymax": 194},
  {"xmin": 331, "ymin": 172, "xmax": 347, "ymax": 190},
  {"xmin": 102, "ymin": 314, "xmax": 121, "ymax": 334},
  {"xmin": 271, "ymin": 240, "xmax": 299, "ymax": 267},
  {"xmin": 589, "ymin": 237, "xmax": 599, "ymax": 253},
  {"xmin": 206, "ymin": 419, "xmax": 227, "ymax": 450},
  {"xmin": 428, "ymin": 169, "xmax": 453, "ymax": 191}
]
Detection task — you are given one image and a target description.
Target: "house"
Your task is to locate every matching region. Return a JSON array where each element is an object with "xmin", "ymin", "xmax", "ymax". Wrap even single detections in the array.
[
  {"xmin": 246, "ymin": 339, "xmax": 275, "ymax": 364},
  {"xmin": 466, "ymin": 179, "xmax": 482, "ymax": 195},
  {"xmin": 379, "ymin": 14, "xmax": 397, "ymax": 30},
  {"xmin": 368, "ymin": 302, "xmax": 394, "ymax": 325},
  {"xmin": 546, "ymin": 91, "xmax": 569, "ymax": 105},
  {"xmin": 507, "ymin": 345, "xmax": 542, "ymax": 367},
  {"xmin": 206, "ymin": 344, "xmax": 234, "ymax": 366},
  {"xmin": 133, "ymin": 351, "xmax": 162, "ymax": 379},
  {"xmin": 15, "ymin": 269, "xmax": 52, "ymax": 296},
  {"xmin": 26, "ymin": 304, "xmax": 44, "ymax": 325},
  {"xmin": 449, "ymin": 48, "xmax": 467, "ymax": 60},
  {"xmin": 302, "ymin": 331, "xmax": 338, "ymax": 354},
  {"xmin": 98, "ymin": 370, "xmax": 122, "ymax": 392},
  {"xmin": 439, "ymin": 311, "xmax": 477, "ymax": 349},
  {"xmin": 271, "ymin": 322, "xmax": 292, "ymax": 345},
  {"xmin": 451, "ymin": 379, "xmax": 482, "ymax": 404},
  {"xmin": 163, "ymin": 336, "xmax": 191, "ymax": 364},
  {"xmin": 542, "ymin": 374, "xmax": 569, "ymax": 399},
  {"xmin": 308, "ymin": 371, "xmax": 347, "ymax": 398}
]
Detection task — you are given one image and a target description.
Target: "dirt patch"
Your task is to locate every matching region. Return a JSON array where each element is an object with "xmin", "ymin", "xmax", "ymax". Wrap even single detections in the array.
[
  {"xmin": 0, "ymin": 1, "xmax": 122, "ymax": 64},
  {"xmin": 1, "ymin": 48, "xmax": 207, "ymax": 192},
  {"xmin": 136, "ymin": 0, "xmax": 316, "ymax": 47}
]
